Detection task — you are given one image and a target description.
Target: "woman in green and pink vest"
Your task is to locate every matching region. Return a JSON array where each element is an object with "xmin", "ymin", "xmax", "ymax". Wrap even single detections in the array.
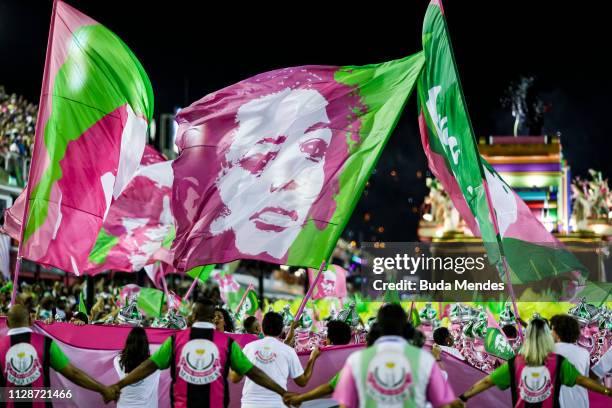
[
  {"xmin": 332, "ymin": 304, "xmax": 457, "ymax": 408},
  {"xmin": 458, "ymin": 317, "xmax": 612, "ymax": 407},
  {"xmin": 111, "ymin": 299, "xmax": 296, "ymax": 407}
]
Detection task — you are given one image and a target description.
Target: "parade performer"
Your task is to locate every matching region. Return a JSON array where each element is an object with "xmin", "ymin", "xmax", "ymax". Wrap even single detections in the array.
[
  {"xmin": 111, "ymin": 299, "xmax": 293, "ymax": 408},
  {"xmin": 592, "ymin": 347, "xmax": 612, "ymax": 380},
  {"xmin": 230, "ymin": 311, "xmax": 320, "ymax": 407},
  {"xmin": 0, "ymin": 305, "xmax": 117, "ymax": 406},
  {"xmin": 283, "ymin": 320, "xmax": 352, "ymax": 406},
  {"xmin": 333, "ymin": 304, "xmax": 457, "ymax": 408},
  {"xmin": 113, "ymin": 327, "xmax": 160, "ymax": 408},
  {"xmin": 457, "ymin": 318, "xmax": 612, "ymax": 406}
]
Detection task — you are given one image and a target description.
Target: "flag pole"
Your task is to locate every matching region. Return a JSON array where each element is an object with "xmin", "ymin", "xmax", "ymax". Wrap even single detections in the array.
[
  {"xmin": 159, "ymin": 264, "xmax": 172, "ymax": 309},
  {"xmin": 11, "ymin": 0, "xmax": 59, "ymax": 306},
  {"xmin": 234, "ymin": 283, "xmax": 255, "ymax": 315},
  {"xmin": 295, "ymin": 260, "xmax": 326, "ymax": 321},
  {"xmin": 437, "ymin": 0, "xmax": 523, "ymax": 340},
  {"xmin": 183, "ymin": 267, "xmax": 205, "ymax": 301}
]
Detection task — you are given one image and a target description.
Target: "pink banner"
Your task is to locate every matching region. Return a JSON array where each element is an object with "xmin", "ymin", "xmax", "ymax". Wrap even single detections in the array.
[
  {"xmin": 1, "ymin": 318, "xmax": 606, "ymax": 407},
  {"xmin": 308, "ymin": 264, "xmax": 347, "ymax": 300}
]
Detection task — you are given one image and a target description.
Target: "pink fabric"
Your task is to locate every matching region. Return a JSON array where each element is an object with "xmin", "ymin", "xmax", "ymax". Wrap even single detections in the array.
[
  {"xmin": 419, "ymin": 109, "xmax": 560, "ymax": 246},
  {"xmin": 171, "ymin": 66, "xmax": 364, "ymax": 271},
  {"xmin": 308, "ymin": 264, "xmax": 347, "ymax": 300},
  {"xmin": 84, "ymin": 160, "xmax": 173, "ymax": 274},
  {"xmin": 426, "ymin": 362, "xmax": 456, "ymax": 407},
  {"xmin": 332, "ymin": 360, "xmax": 358, "ymax": 407},
  {"xmin": 25, "ymin": 105, "xmax": 127, "ymax": 274},
  {"xmin": 418, "ymin": 111, "xmax": 481, "ymax": 235},
  {"xmin": 27, "ymin": 0, "xmax": 97, "ymax": 193},
  {"xmin": 0, "ymin": 319, "xmax": 516, "ymax": 408}
]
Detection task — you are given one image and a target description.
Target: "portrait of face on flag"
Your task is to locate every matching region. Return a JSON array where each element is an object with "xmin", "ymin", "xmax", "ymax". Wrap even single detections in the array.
[{"xmin": 171, "ymin": 53, "xmax": 424, "ymax": 270}]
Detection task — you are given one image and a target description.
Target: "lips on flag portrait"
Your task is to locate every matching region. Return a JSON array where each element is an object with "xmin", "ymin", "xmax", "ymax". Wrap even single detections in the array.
[
  {"xmin": 417, "ymin": 0, "xmax": 586, "ymax": 285},
  {"xmin": 171, "ymin": 53, "xmax": 425, "ymax": 271},
  {"xmin": 16, "ymin": 0, "xmax": 153, "ymax": 275}
]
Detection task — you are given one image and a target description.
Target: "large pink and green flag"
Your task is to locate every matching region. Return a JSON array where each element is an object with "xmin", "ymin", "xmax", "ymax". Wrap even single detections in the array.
[
  {"xmin": 5, "ymin": 146, "xmax": 171, "ymax": 275},
  {"xmin": 20, "ymin": 0, "xmax": 153, "ymax": 274},
  {"xmin": 85, "ymin": 157, "xmax": 174, "ymax": 274},
  {"xmin": 417, "ymin": 0, "xmax": 586, "ymax": 284},
  {"xmin": 171, "ymin": 53, "xmax": 424, "ymax": 270}
]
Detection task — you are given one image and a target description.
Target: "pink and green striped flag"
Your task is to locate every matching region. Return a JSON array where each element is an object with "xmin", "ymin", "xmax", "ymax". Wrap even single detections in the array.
[
  {"xmin": 20, "ymin": 0, "xmax": 153, "ymax": 274},
  {"xmin": 417, "ymin": 0, "xmax": 586, "ymax": 284},
  {"xmin": 171, "ymin": 53, "xmax": 424, "ymax": 270}
]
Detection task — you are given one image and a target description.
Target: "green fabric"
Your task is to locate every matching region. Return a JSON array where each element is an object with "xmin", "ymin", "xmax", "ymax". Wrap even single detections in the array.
[
  {"xmin": 286, "ymin": 52, "xmax": 424, "ymax": 268},
  {"xmin": 490, "ymin": 358, "xmax": 581, "ymax": 390},
  {"xmin": 150, "ymin": 337, "xmax": 173, "ymax": 370},
  {"xmin": 328, "ymin": 371, "xmax": 340, "ymax": 390},
  {"xmin": 49, "ymin": 340, "xmax": 70, "ymax": 371},
  {"xmin": 25, "ymin": 22, "xmax": 153, "ymax": 244},
  {"xmin": 484, "ymin": 328, "xmax": 514, "ymax": 360},
  {"xmin": 410, "ymin": 306, "xmax": 421, "ymax": 328},
  {"xmin": 229, "ymin": 341, "xmax": 253, "ymax": 375},
  {"xmin": 88, "ymin": 228, "xmax": 120, "ymax": 264},
  {"xmin": 417, "ymin": 2, "xmax": 587, "ymax": 284},
  {"xmin": 239, "ymin": 289, "xmax": 259, "ymax": 316},
  {"xmin": 357, "ymin": 342, "xmax": 422, "ymax": 408},
  {"xmin": 418, "ymin": 3, "xmax": 497, "ymax": 252},
  {"xmin": 78, "ymin": 290, "xmax": 87, "ymax": 315},
  {"xmin": 187, "ymin": 264, "xmax": 215, "ymax": 283},
  {"xmin": 136, "ymin": 287, "xmax": 165, "ymax": 318}
]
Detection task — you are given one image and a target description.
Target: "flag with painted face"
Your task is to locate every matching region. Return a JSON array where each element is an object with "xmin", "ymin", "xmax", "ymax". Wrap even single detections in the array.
[
  {"xmin": 171, "ymin": 53, "xmax": 424, "ymax": 270},
  {"xmin": 85, "ymin": 159, "xmax": 174, "ymax": 274},
  {"xmin": 20, "ymin": 0, "xmax": 153, "ymax": 274},
  {"xmin": 308, "ymin": 264, "xmax": 347, "ymax": 300},
  {"xmin": 417, "ymin": 0, "xmax": 586, "ymax": 283},
  {"xmin": 484, "ymin": 310, "xmax": 514, "ymax": 360}
]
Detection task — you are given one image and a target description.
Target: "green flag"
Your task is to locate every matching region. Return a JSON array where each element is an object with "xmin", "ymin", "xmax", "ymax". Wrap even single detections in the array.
[
  {"xmin": 484, "ymin": 310, "xmax": 514, "ymax": 359},
  {"xmin": 417, "ymin": 0, "xmax": 586, "ymax": 284},
  {"xmin": 238, "ymin": 289, "xmax": 259, "ymax": 316},
  {"xmin": 136, "ymin": 287, "xmax": 165, "ymax": 318},
  {"xmin": 187, "ymin": 264, "xmax": 215, "ymax": 283}
]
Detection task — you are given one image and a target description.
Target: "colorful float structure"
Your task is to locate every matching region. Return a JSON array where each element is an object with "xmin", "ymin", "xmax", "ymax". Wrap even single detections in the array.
[{"xmin": 418, "ymin": 134, "xmax": 610, "ymax": 280}]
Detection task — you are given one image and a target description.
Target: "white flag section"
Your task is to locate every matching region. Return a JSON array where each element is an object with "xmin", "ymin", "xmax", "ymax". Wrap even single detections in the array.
[{"xmin": 0, "ymin": 234, "xmax": 11, "ymax": 279}]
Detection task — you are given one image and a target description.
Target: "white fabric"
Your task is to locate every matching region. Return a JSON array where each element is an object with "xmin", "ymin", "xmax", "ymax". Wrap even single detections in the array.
[
  {"xmin": 7, "ymin": 327, "xmax": 33, "ymax": 336},
  {"xmin": 349, "ymin": 335, "xmax": 435, "ymax": 408},
  {"xmin": 440, "ymin": 345, "xmax": 465, "ymax": 360},
  {"xmin": 592, "ymin": 347, "xmax": 612, "ymax": 378},
  {"xmin": 241, "ymin": 336, "xmax": 304, "ymax": 407},
  {"xmin": 0, "ymin": 234, "xmax": 11, "ymax": 279},
  {"xmin": 554, "ymin": 342, "xmax": 590, "ymax": 408},
  {"xmin": 192, "ymin": 321, "xmax": 215, "ymax": 329},
  {"xmin": 113, "ymin": 355, "xmax": 160, "ymax": 408}
]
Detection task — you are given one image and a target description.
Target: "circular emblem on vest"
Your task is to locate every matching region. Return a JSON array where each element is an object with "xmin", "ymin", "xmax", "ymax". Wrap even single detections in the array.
[
  {"xmin": 177, "ymin": 339, "xmax": 221, "ymax": 385},
  {"xmin": 365, "ymin": 352, "xmax": 413, "ymax": 404},
  {"xmin": 5, "ymin": 343, "xmax": 42, "ymax": 386},
  {"xmin": 519, "ymin": 366, "xmax": 553, "ymax": 403},
  {"xmin": 254, "ymin": 346, "xmax": 277, "ymax": 364}
]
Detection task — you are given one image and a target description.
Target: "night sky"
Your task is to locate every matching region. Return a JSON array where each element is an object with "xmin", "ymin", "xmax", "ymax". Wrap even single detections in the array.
[{"xmin": 1, "ymin": 0, "xmax": 610, "ymax": 242}]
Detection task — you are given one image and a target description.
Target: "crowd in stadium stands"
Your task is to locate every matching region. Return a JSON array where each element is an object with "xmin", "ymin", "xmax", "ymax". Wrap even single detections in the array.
[{"xmin": 0, "ymin": 85, "xmax": 35, "ymax": 157}]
